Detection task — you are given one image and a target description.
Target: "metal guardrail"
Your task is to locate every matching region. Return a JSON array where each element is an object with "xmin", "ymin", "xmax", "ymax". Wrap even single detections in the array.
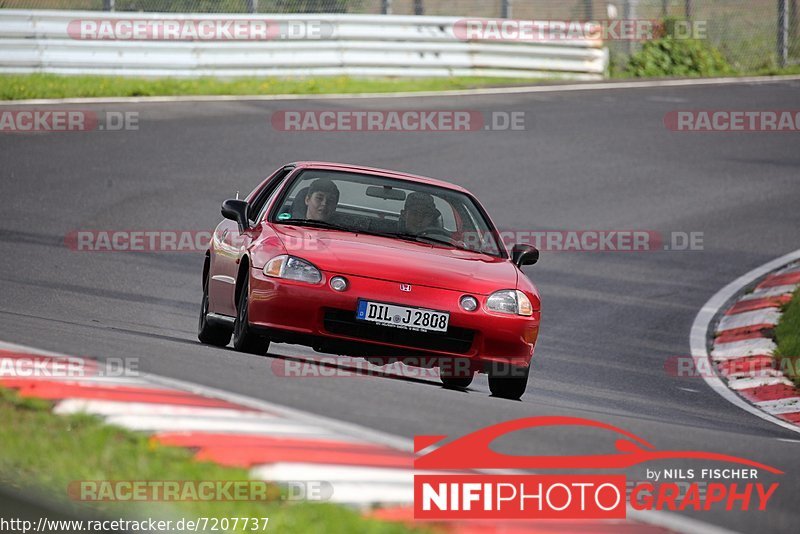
[{"xmin": 0, "ymin": 10, "xmax": 608, "ymax": 79}]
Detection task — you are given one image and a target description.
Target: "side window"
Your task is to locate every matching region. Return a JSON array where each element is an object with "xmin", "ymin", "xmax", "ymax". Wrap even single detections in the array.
[{"xmin": 249, "ymin": 167, "xmax": 293, "ymax": 223}]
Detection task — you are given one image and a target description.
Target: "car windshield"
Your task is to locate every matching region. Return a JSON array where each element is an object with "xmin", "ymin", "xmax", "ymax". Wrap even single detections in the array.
[{"xmin": 269, "ymin": 169, "xmax": 505, "ymax": 257}]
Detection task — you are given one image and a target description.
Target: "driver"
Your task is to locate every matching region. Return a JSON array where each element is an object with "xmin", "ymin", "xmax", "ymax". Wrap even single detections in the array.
[
  {"xmin": 400, "ymin": 192, "xmax": 441, "ymax": 234},
  {"xmin": 304, "ymin": 178, "xmax": 340, "ymax": 221}
]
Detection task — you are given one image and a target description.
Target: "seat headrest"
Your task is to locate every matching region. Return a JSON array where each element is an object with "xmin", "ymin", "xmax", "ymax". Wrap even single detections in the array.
[{"xmin": 291, "ymin": 187, "xmax": 309, "ymax": 218}]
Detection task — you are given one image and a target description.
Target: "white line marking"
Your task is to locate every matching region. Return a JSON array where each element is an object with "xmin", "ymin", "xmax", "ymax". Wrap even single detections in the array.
[
  {"xmin": 711, "ymin": 338, "xmax": 776, "ymax": 360},
  {"xmin": 54, "ymin": 399, "xmax": 275, "ymax": 418},
  {"xmin": 739, "ymin": 284, "xmax": 799, "ymax": 300},
  {"xmin": 251, "ymin": 463, "xmax": 415, "ymax": 484},
  {"xmin": 2, "ymin": 75, "xmax": 799, "ymax": 106},
  {"xmin": 724, "ymin": 368, "xmax": 785, "ymax": 380},
  {"xmin": 690, "ymin": 249, "xmax": 800, "ymax": 434},
  {"xmin": 727, "ymin": 376, "xmax": 793, "ymax": 390},
  {"xmin": 717, "ymin": 309, "xmax": 781, "ymax": 332},
  {"xmin": 316, "ymin": 483, "xmax": 414, "ymax": 505},
  {"xmin": 755, "ymin": 397, "xmax": 800, "ymax": 415},
  {"xmin": 104, "ymin": 414, "xmax": 331, "ymax": 435},
  {"xmin": 0, "ymin": 371, "xmax": 156, "ymax": 388}
]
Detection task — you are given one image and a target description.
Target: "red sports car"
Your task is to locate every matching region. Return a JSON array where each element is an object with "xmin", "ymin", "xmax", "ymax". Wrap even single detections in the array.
[{"xmin": 198, "ymin": 162, "xmax": 540, "ymax": 399}]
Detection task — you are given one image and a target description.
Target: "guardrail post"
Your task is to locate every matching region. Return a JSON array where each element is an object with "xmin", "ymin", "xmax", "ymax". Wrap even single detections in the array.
[
  {"xmin": 103, "ymin": 0, "xmax": 114, "ymax": 11},
  {"xmin": 779, "ymin": 0, "xmax": 789, "ymax": 67},
  {"xmin": 381, "ymin": 0, "xmax": 393, "ymax": 15},
  {"xmin": 792, "ymin": 0, "xmax": 800, "ymax": 57},
  {"xmin": 583, "ymin": 0, "xmax": 593, "ymax": 19},
  {"xmin": 624, "ymin": 0, "xmax": 639, "ymax": 54},
  {"xmin": 414, "ymin": 0, "xmax": 424, "ymax": 15},
  {"xmin": 246, "ymin": 0, "xmax": 258, "ymax": 14},
  {"xmin": 501, "ymin": 0, "xmax": 512, "ymax": 18}
]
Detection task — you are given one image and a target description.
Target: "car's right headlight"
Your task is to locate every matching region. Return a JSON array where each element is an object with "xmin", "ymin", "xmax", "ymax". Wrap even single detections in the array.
[
  {"xmin": 263, "ymin": 255, "xmax": 322, "ymax": 284},
  {"xmin": 486, "ymin": 289, "xmax": 533, "ymax": 316}
]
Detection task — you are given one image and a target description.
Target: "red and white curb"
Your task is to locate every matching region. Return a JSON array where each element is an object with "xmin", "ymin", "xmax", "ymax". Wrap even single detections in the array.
[
  {"xmin": 691, "ymin": 250, "xmax": 800, "ymax": 434},
  {"xmin": 0, "ymin": 340, "xmax": 732, "ymax": 533},
  {"xmin": 0, "ymin": 340, "xmax": 414, "ymax": 508},
  {"xmin": 711, "ymin": 263, "xmax": 800, "ymax": 424}
]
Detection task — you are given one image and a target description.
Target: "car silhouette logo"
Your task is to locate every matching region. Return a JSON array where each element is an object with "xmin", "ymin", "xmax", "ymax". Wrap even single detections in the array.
[{"xmin": 413, "ymin": 416, "xmax": 783, "ymax": 473}]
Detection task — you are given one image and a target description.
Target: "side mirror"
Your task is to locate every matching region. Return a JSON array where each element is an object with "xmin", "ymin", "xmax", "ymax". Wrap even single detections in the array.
[
  {"xmin": 221, "ymin": 199, "xmax": 249, "ymax": 233},
  {"xmin": 511, "ymin": 244, "xmax": 539, "ymax": 267}
]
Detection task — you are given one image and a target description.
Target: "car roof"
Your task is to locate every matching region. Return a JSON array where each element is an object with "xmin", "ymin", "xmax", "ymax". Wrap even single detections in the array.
[{"xmin": 290, "ymin": 161, "xmax": 472, "ymax": 195}]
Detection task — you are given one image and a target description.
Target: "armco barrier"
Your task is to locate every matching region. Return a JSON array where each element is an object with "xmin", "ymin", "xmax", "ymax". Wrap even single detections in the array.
[{"xmin": 0, "ymin": 10, "xmax": 607, "ymax": 79}]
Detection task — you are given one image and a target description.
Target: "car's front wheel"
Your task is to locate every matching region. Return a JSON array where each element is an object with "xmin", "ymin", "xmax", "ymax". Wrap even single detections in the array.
[
  {"xmin": 439, "ymin": 358, "xmax": 474, "ymax": 389},
  {"xmin": 198, "ymin": 270, "xmax": 232, "ymax": 347},
  {"xmin": 488, "ymin": 363, "xmax": 530, "ymax": 400},
  {"xmin": 232, "ymin": 276, "xmax": 270, "ymax": 355}
]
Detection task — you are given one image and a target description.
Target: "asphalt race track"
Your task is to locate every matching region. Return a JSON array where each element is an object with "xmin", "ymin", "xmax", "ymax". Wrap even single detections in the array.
[{"xmin": 1, "ymin": 79, "xmax": 799, "ymax": 532}]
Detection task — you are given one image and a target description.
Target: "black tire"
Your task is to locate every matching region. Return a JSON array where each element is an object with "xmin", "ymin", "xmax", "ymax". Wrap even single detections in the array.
[
  {"xmin": 488, "ymin": 363, "xmax": 530, "ymax": 400},
  {"xmin": 198, "ymin": 270, "xmax": 232, "ymax": 347},
  {"xmin": 439, "ymin": 358, "xmax": 474, "ymax": 389},
  {"xmin": 232, "ymin": 275, "xmax": 270, "ymax": 355},
  {"xmin": 440, "ymin": 374, "xmax": 474, "ymax": 389}
]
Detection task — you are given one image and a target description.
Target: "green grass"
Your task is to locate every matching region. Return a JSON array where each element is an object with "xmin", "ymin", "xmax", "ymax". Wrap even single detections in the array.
[
  {"xmin": 0, "ymin": 387, "xmax": 423, "ymax": 533},
  {"xmin": 775, "ymin": 289, "xmax": 800, "ymax": 387},
  {"xmin": 0, "ymin": 74, "xmax": 537, "ymax": 100}
]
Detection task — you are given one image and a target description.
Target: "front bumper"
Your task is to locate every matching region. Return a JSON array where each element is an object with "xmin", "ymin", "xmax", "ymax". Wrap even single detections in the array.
[{"xmin": 248, "ymin": 267, "xmax": 539, "ymax": 367}]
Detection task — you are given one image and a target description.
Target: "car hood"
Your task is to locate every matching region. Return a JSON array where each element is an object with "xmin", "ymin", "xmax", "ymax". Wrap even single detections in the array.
[{"xmin": 272, "ymin": 226, "xmax": 517, "ymax": 294}]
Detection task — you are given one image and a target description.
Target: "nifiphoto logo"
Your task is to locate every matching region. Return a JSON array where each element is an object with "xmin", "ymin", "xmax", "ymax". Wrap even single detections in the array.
[{"xmin": 413, "ymin": 417, "xmax": 782, "ymax": 519}]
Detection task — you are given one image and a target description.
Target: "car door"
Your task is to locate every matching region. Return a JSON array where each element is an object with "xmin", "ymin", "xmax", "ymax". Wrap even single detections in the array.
[{"xmin": 208, "ymin": 166, "xmax": 295, "ymax": 317}]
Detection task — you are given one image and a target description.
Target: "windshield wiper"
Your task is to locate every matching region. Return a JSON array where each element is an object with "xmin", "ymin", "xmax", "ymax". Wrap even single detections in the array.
[
  {"xmin": 278, "ymin": 218, "xmax": 350, "ymax": 232},
  {"xmin": 382, "ymin": 231, "xmax": 475, "ymax": 252}
]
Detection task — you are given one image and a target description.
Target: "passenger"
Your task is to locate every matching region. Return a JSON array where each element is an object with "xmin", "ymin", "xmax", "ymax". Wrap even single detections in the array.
[{"xmin": 304, "ymin": 178, "xmax": 340, "ymax": 221}]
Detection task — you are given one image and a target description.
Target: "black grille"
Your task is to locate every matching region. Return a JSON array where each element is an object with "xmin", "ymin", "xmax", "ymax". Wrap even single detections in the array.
[{"xmin": 323, "ymin": 308, "xmax": 475, "ymax": 354}]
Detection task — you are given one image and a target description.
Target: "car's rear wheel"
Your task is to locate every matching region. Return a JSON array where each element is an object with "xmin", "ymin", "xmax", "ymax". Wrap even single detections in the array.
[
  {"xmin": 233, "ymin": 276, "xmax": 270, "ymax": 355},
  {"xmin": 488, "ymin": 363, "xmax": 530, "ymax": 400},
  {"xmin": 198, "ymin": 270, "xmax": 232, "ymax": 347},
  {"xmin": 439, "ymin": 358, "xmax": 474, "ymax": 389}
]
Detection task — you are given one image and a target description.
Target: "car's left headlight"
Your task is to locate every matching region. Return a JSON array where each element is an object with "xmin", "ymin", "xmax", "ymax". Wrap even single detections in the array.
[
  {"xmin": 486, "ymin": 289, "xmax": 533, "ymax": 316},
  {"xmin": 263, "ymin": 255, "xmax": 322, "ymax": 284}
]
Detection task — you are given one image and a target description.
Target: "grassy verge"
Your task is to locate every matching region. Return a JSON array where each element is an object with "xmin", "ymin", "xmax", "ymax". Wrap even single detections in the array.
[
  {"xmin": 0, "ymin": 386, "xmax": 421, "ymax": 533},
  {"xmin": 0, "ymin": 74, "xmax": 538, "ymax": 100},
  {"xmin": 775, "ymin": 288, "xmax": 800, "ymax": 387},
  {"xmin": 4, "ymin": 69, "xmax": 798, "ymax": 101},
  {"xmin": 607, "ymin": 55, "xmax": 800, "ymax": 79}
]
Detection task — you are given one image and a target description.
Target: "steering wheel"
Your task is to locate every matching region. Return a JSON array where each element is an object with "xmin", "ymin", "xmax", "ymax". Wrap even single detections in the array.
[{"xmin": 419, "ymin": 227, "xmax": 459, "ymax": 246}]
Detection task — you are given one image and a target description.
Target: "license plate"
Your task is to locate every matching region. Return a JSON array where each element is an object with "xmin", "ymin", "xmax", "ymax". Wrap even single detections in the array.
[{"xmin": 356, "ymin": 300, "xmax": 449, "ymax": 333}]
